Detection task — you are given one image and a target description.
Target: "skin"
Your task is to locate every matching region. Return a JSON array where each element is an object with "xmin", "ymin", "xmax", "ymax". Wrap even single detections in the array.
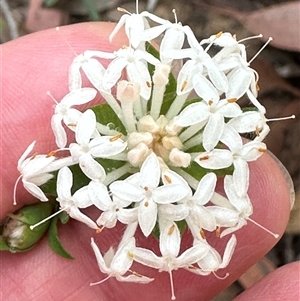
[{"xmin": 0, "ymin": 22, "xmax": 299, "ymax": 301}]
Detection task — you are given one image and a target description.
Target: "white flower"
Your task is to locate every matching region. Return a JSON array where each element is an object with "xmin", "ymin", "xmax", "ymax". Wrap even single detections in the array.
[
  {"xmin": 109, "ymin": 6, "xmax": 168, "ymax": 48},
  {"xmin": 69, "ymin": 109, "xmax": 127, "ymax": 181},
  {"xmin": 109, "ymin": 153, "xmax": 190, "ymax": 237},
  {"xmin": 56, "ymin": 166, "xmax": 98, "ymax": 229},
  {"xmin": 133, "ymin": 217, "xmax": 210, "ymax": 300},
  {"xmin": 195, "ymin": 125, "xmax": 266, "ymax": 196},
  {"xmin": 175, "ymin": 97, "xmax": 241, "ymax": 151},
  {"xmin": 69, "ymin": 51, "xmax": 106, "ymax": 91},
  {"xmin": 90, "ymin": 237, "xmax": 153, "ymax": 284},
  {"xmin": 189, "ymin": 235, "xmax": 237, "ymax": 276},
  {"xmin": 51, "ymin": 88, "xmax": 97, "ymax": 148},
  {"xmin": 14, "ymin": 141, "xmax": 55, "ymax": 204}
]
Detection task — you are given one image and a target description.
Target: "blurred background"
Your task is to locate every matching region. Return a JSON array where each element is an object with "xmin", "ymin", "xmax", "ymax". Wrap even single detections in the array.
[{"xmin": 1, "ymin": 0, "xmax": 299, "ymax": 299}]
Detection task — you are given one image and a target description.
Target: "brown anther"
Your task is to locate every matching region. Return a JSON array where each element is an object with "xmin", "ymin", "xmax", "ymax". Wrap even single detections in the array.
[
  {"xmin": 128, "ymin": 252, "xmax": 134, "ymax": 260},
  {"xmin": 200, "ymin": 229, "xmax": 206, "ymax": 239},
  {"xmin": 144, "ymin": 201, "xmax": 149, "ymax": 207},
  {"xmin": 121, "ymin": 45, "xmax": 127, "ymax": 49},
  {"xmin": 216, "ymin": 31, "xmax": 223, "ymax": 38},
  {"xmin": 146, "ymin": 81, "xmax": 151, "ymax": 88},
  {"xmin": 46, "ymin": 150, "xmax": 57, "ymax": 157},
  {"xmin": 168, "ymin": 224, "xmax": 175, "ymax": 236},
  {"xmin": 199, "ymin": 155, "xmax": 209, "ymax": 161},
  {"xmin": 180, "ymin": 80, "xmax": 187, "ymax": 92},
  {"xmin": 109, "ymin": 133, "xmax": 122, "ymax": 142},
  {"xmin": 208, "ymin": 100, "xmax": 213, "ymax": 106},
  {"xmin": 259, "ymin": 147, "xmax": 267, "ymax": 153},
  {"xmin": 96, "ymin": 226, "xmax": 105, "ymax": 233},
  {"xmin": 256, "ymin": 83, "xmax": 260, "ymax": 92},
  {"xmin": 227, "ymin": 98, "xmax": 237, "ymax": 103},
  {"xmin": 67, "ymin": 123, "xmax": 77, "ymax": 127},
  {"xmin": 216, "ymin": 226, "xmax": 221, "ymax": 237},
  {"xmin": 164, "ymin": 175, "xmax": 172, "ymax": 184},
  {"xmin": 144, "ymin": 186, "xmax": 149, "ymax": 191}
]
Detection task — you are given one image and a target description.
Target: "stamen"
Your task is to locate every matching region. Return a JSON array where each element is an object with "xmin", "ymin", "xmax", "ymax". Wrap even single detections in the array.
[
  {"xmin": 208, "ymin": 100, "xmax": 213, "ymax": 106},
  {"xmin": 46, "ymin": 150, "xmax": 57, "ymax": 157},
  {"xmin": 96, "ymin": 225, "xmax": 105, "ymax": 233},
  {"xmin": 129, "ymin": 269, "xmax": 143, "ymax": 277},
  {"xmin": 227, "ymin": 98, "xmax": 237, "ymax": 103},
  {"xmin": 247, "ymin": 217, "xmax": 279, "ymax": 238},
  {"xmin": 213, "ymin": 271, "xmax": 229, "ymax": 280},
  {"xmin": 46, "ymin": 91, "xmax": 59, "ymax": 105},
  {"xmin": 67, "ymin": 122, "xmax": 77, "ymax": 127},
  {"xmin": 180, "ymin": 80, "xmax": 187, "ymax": 92},
  {"xmin": 199, "ymin": 155, "xmax": 209, "ymax": 161},
  {"xmin": 168, "ymin": 224, "xmax": 175, "ymax": 235},
  {"xmin": 146, "ymin": 81, "xmax": 152, "ymax": 88},
  {"xmin": 164, "ymin": 175, "xmax": 172, "ymax": 184},
  {"xmin": 215, "ymin": 31, "xmax": 223, "ymax": 38},
  {"xmin": 109, "ymin": 133, "xmax": 122, "ymax": 142},
  {"xmin": 30, "ymin": 207, "xmax": 67, "ymax": 230},
  {"xmin": 128, "ymin": 252, "xmax": 134, "ymax": 260},
  {"xmin": 13, "ymin": 175, "xmax": 22, "ymax": 205},
  {"xmin": 90, "ymin": 275, "xmax": 111, "ymax": 286},
  {"xmin": 144, "ymin": 201, "xmax": 149, "ymax": 207},
  {"xmin": 200, "ymin": 229, "xmax": 206, "ymax": 239},
  {"xmin": 172, "ymin": 9, "xmax": 178, "ymax": 24},
  {"xmin": 248, "ymin": 37, "xmax": 273, "ymax": 64},
  {"xmin": 267, "ymin": 115, "xmax": 295, "ymax": 122},
  {"xmin": 216, "ymin": 226, "xmax": 221, "ymax": 237},
  {"xmin": 238, "ymin": 33, "xmax": 263, "ymax": 44},
  {"xmin": 55, "ymin": 27, "xmax": 78, "ymax": 57},
  {"xmin": 259, "ymin": 147, "xmax": 267, "ymax": 153},
  {"xmin": 168, "ymin": 269, "xmax": 176, "ymax": 300}
]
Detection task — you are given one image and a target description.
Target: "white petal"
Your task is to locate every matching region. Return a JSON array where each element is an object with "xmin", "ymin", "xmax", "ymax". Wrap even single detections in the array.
[
  {"xmin": 220, "ymin": 124, "xmax": 243, "ymax": 151},
  {"xmin": 206, "ymin": 206, "xmax": 239, "ymax": 227},
  {"xmin": 197, "ymin": 248, "xmax": 221, "ymax": 271},
  {"xmin": 73, "ymin": 186, "xmax": 92, "ymax": 208},
  {"xmin": 159, "ymin": 204, "xmax": 189, "ymax": 221},
  {"xmin": 79, "ymin": 154, "xmax": 106, "ymax": 182},
  {"xmin": 240, "ymin": 141, "xmax": 266, "ymax": 161},
  {"xmin": 23, "ymin": 180, "xmax": 49, "ymax": 202},
  {"xmin": 233, "ymin": 158, "xmax": 249, "ymax": 197},
  {"xmin": 219, "ymin": 235, "xmax": 237, "ymax": 269},
  {"xmin": 227, "ymin": 68, "xmax": 252, "ymax": 99},
  {"xmin": 57, "ymin": 166, "xmax": 72, "ymax": 200},
  {"xmin": 82, "ymin": 58, "xmax": 105, "ymax": 90},
  {"xmin": 75, "ymin": 109, "xmax": 96, "ymax": 145},
  {"xmin": 134, "ymin": 247, "xmax": 164, "ymax": 269},
  {"xmin": 218, "ymin": 102, "xmax": 242, "ymax": 118},
  {"xmin": 193, "ymin": 75, "xmax": 220, "ymax": 104},
  {"xmin": 69, "ymin": 60, "xmax": 82, "ymax": 91},
  {"xmin": 51, "ymin": 114, "xmax": 66, "ymax": 148},
  {"xmin": 159, "ymin": 220, "xmax": 180, "ymax": 257},
  {"xmin": 193, "ymin": 173, "xmax": 217, "ymax": 204},
  {"xmin": 195, "ymin": 149, "xmax": 233, "ymax": 170},
  {"xmin": 18, "ymin": 141, "xmax": 36, "ymax": 169},
  {"xmin": 116, "ymin": 274, "xmax": 154, "ymax": 283},
  {"xmin": 175, "ymin": 102, "xmax": 209, "ymax": 127},
  {"xmin": 88, "ymin": 181, "xmax": 112, "ymax": 211},
  {"xmin": 110, "ymin": 181, "xmax": 145, "ymax": 203},
  {"xmin": 203, "ymin": 113, "xmax": 224, "ymax": 151},
  {"xmin": 204, "ymin": 58, "xmax": 228, "ymax": 92},
  {"xmin": 138, "ymin": 198, "xmax": 157, "ymax": 237},
  {"xmin": 91, "ymin": 238, "xmax": 111, "ymax": 274},
  {"xmin": 140, "ymin": 153, "xmax": 160, "ymax": 189},
  {"xmin": 104, "ymin": 57, "xmax": 128, "ymax": 89},
  {"xmin": 90, "ymin": 137, "xmax": 127, "ymax": 158},
  {"xmin": 61, "ymin": 88, "xmax": 97, "ymax": 106},
  {"xmin": 117, "ymin": 208, "xmax": 138, "ymax": 224},
  {"xmin": 153, "ymin": 184, "xmax": 189, "ymax": 204},
  {"xmin": 68, "ymin": 207, "xmax": 98, "ymax": 229}
]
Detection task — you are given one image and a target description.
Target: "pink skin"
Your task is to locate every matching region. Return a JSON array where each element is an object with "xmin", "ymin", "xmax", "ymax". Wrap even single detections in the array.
[{"xmin": 0, "ymin": 22, "xmax": 299, "ymax": 301}]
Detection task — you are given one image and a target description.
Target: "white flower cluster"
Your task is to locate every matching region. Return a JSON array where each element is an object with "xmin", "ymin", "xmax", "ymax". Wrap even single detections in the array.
[{"xmin": 14, "ymin": 2, "xmax": 293, "ymax": 300}]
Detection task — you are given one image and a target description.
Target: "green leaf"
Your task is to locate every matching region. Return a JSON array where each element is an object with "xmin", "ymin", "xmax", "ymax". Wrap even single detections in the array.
[
  {"xmin": 48, "ymin": 215, "xmax": 74, "ymax": 259},
  {"xmin": 0, "ymin": 237, "xmax": 10, "ymax": 251}
]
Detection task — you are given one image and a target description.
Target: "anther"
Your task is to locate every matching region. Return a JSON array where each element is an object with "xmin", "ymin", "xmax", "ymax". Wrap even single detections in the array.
[
  {"xmin": 168, "ymin": 224, "xmax": 175, "ymax": 235},
  {"xmin": 46, "ymin": 150, "xmax": 57, "ymax": 157},
  {"xmin": 215, "ymin": 31, "xmax": 223, "ymax": 38},
  {"xmin": 259, "ymin": 148, "xmax": 267, "ymax": 153},
  {"xmin": 146, "ymin": 81, "xmax": 152, "ymax": 88},
  {"xmin": 208, "ymin": 100, "xmax": 213, "ymax": 106},
  {"xmin": 199, "ymin": 155, "xmax": 209, "ymax": 161},
  {"xmin": 216, "ymin": 226, "xmax": 221, "ymax": 237},
  {"xmin": 144, "ymin": 201, "xmax": 149, "ymax": 207},
  {"xmin": 180, "ymin": 80, "xmax": 187, "ymax": 92},
  {"xmin": 200, "ymin": 229, "xmax": 206, "ymax": 239},
  {"xmin": 109, "ymin": 133, "xmax": 122, "ymax": 142},
  {"xmin": 227, "ymin": 98, "xmax": 237, "ymax": 103},
  {"xmin": 96, "ymin": 226, "xmax": 105, "ymax": 233},
  {"xmin": 164, "ymin": 175, "xmax": 172, "ymax": 184}
]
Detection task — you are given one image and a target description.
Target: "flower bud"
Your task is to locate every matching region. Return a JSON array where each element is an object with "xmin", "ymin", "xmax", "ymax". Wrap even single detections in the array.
[{"xmin": 2, "ymin": 202, "xmax": 54, "ymax": 252}]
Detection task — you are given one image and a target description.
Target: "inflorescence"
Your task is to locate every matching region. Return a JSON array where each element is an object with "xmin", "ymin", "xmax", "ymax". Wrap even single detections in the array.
[{"xmin": 13, "ymin": 2, "xmax": 295, "ymax": 300}]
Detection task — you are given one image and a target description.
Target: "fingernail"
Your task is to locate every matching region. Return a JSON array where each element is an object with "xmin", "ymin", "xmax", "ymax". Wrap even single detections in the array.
[{"xmin": 267, "ymin": 150, "xmax": 295, "ymax": 210}]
